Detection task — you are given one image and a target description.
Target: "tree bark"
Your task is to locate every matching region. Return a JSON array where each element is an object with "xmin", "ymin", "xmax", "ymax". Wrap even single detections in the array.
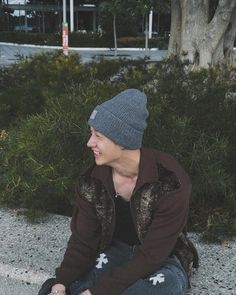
[
  {"xmin": 168, "ymin": 0, "xmax": 181, "ymax": 57},
  {"xmin": 168, "ymin": 0, "xmax": 236, "ymax": 68},
  {"xmin": 199, "ymin": 0, "xmax": 236, "ymax": 67},
  {"xmin": 180, "ymin": 0, "xmax": 199, "ymax": 62},
  {"xmin": 224, "ymin": 6, "xmax": 236, "ymax": 65},
  {"xmin": 212, "ymin": 35, "xmax": 225, "ymax": 65},
  {"xmin": 180, "ymin": 0, "xmax": 209, "ymax": 64}
]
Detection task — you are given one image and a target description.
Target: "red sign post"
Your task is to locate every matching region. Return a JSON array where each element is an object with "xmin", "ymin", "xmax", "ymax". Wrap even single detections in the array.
[{"xmin": 62, "ymin": 22, "xmax": 69, "ymax": 56}]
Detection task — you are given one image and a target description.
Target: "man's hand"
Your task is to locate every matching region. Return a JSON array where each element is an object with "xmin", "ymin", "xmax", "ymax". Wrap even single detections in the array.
[
  {"xmin": 50, "ymin": 283, "xmax": 66, "ymax": 294},
  {"xmin": 82, "ymin": 290, "xmax": 92, "ymax": 295}
]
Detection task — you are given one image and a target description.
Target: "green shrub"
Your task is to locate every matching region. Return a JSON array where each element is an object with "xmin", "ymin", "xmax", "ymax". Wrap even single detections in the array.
[
  {"xmin": 0, "ymin": 54, "xmax": 236, "ymax": 239},
  {"xmin": 0, "ymin": 31, "xmax": 168, "ymax": 49},
  {"xmin": 0, "ymin": 79, "xmax": 127, "ymax": 213},
  {"xmin": 69, "ymin": 32, "xmax": 112, "ymax": 47},
  {"xmin": 0, "ymin": 85, "xmax": 96, "ymax": 213},
  {"xmin": 201, "ymin": 209, "xmax": 236, "ymax": 242},
  {"xmin": 146, "ymin": 58, "xmax": 236, "ymax": 175},
  {"xmin": 0, "ymin": 31, "xmax": 60, "ymax": 45},
  {"xmin": 0, "ymin": 52, "xmax": 94, "ymax": 128},
  {"xmin": 142, "ymin": 59, "xmax": 236, "ymax": 237},
  {"xmin": 144, "ymin": 111, "xmax": 235, "ymax": 209},
  {"xmin": 0, "ymin": 51, "xmax": 150, "ymax": 129},
  {"xmin": 117, "ymin": 36, "xmax": 169, "ymax": 49}
]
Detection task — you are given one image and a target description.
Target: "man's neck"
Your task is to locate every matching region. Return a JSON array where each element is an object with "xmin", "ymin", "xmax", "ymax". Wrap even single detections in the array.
[{"xmin": 111, "ymin": 149, "xmax": 141, "ymax": 179}]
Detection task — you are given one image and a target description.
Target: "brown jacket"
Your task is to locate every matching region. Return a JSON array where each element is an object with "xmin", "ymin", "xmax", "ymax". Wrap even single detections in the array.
[{"xmin": 55, "ymin": 148, "xmax": 198, "ymax": 295}]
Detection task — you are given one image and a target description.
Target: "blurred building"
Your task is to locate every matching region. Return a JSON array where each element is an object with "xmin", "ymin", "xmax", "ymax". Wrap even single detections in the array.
[
  {"xmin": 1, "ymin": 0, "xmax": 97, "ymax": 33},
  {"xmin": 1, "ymin": 1, "xmax": 170, "ymax": 37}
]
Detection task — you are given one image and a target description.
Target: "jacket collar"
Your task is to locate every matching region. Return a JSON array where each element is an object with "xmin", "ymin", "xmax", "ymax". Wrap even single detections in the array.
[{"xmin": 91, "ymin": 148, "xmax": 159, "ymax": 194}]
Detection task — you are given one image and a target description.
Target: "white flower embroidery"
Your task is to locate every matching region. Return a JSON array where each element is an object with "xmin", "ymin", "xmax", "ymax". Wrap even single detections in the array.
[
  {"xmin": 149, "ymin": 273, "xmax": 165, "ymax": 285},
  {"xmin": 95, "ymin": 253, "xmax": 108, "ymax": 269}
]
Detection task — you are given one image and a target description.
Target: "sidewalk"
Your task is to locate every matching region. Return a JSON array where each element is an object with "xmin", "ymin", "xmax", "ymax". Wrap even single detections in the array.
[
  {"xmin": 0, "ymin": 42, "xmax": 167, "ymax": 66},
  {"xmin": 0, "ymin": 207, "xmax": 235, "ymax": 295},
  {"xmin": 1, "ymin": 42, "xmax": 236, "ymax": 67}
]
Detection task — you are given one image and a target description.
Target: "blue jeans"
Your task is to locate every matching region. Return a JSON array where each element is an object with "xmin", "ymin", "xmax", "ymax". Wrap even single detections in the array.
[{"xmin": 39, "ymin": 240, "xmax": 188, "ymax": 295}]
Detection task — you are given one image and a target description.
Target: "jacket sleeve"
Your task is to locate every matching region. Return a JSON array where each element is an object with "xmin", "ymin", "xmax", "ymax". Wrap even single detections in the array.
[
  {"xmin": 55, "ymin": 187, "xmax": 101, "ymax": 288},
  {"xmin": 89, "ymin": 181, "xmax": 191, "ymax": 295}
]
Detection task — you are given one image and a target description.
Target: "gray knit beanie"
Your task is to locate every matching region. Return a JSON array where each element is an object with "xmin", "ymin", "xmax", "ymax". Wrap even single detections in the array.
[{"xmin": 88, "ymin": 89, "xmax": 148, "ymax": 149}]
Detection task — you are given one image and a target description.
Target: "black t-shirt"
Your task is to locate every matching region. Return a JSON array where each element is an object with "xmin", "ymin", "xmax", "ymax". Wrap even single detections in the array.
[{"xmin": 112, "ymin": 195, "xmax": 140, "ymax": 246}]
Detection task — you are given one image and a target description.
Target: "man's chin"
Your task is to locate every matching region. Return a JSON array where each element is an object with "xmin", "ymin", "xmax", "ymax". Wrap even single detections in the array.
[{"xmin": 95, "ymin": 158, "xmax": 104, "ymax": 166}]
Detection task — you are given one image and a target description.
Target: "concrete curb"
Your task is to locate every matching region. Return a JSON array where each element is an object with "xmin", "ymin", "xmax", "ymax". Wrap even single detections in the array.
[{"xmin": 0, "ymin": 42, "xmax": 160, "ymax": 51}]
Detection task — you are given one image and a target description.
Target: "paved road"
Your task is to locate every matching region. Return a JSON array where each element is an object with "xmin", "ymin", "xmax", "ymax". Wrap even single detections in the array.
[
  {"xmin": 0, "ymin": 208, "xmax": 236, "ymax": 295},
  {"xmin": 0, "ymin": 43, "xmax": 167, "ymax": 66}
]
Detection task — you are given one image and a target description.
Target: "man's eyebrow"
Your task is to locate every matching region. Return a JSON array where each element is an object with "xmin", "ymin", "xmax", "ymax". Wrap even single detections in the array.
[
  {"xmin": 95, "ymin": 130, "xmax": 103, "ymax": 136},
  {"xmin": 90, "ymin": 128, "xmax": 101, "ymax": 135}
]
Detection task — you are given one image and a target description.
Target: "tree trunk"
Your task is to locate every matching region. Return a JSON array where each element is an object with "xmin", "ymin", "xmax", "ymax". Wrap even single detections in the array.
[
  {"xmin": 198, "ymin": 0, "xmax": 235, "ymax": 66},
  {"xmin": 180, "ymin": 0, "xmax": 209, "ymax": 64},
  {"xmin": 113, "ymin": 14, "xmax": 117, "ymax": 57},
  {"xmin": 212, "ymin": 35, "xmax": 224, "ymax": 65},
  {"xmin": 168, "ymin": 0, "xmax": 236, "ymax": 68},
  {"xmin": 223, "ymin": 6, "xmax": 236, "ymax": 65},
  {"xmin": 168, "ymin": 0, "xmax": 181, "ymax": 57}
]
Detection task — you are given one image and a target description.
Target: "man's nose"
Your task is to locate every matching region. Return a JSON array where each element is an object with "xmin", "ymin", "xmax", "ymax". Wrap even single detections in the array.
[{"xmin": 87, "ymin": 134, "xmax": 96, "ymax": 148}]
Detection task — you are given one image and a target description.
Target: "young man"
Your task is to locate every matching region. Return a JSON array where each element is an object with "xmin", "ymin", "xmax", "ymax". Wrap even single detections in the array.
[{"xmin": 39, "ymin": 89, "xmax": 198, "ymax": 295}]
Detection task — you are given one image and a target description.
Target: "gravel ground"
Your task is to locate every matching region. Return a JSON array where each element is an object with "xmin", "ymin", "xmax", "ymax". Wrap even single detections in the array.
[
  {"xmin": 0, "ymin": 208, "xmax": 235, "ymax": 295},
  {"xmin": 188, "ymin": 234, "xmax": 236, "ymax": 295}
]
